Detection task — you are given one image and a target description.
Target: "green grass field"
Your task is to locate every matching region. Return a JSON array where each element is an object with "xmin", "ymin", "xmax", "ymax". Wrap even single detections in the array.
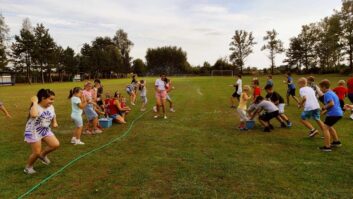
[{"xmin": 1, "ymin": 75, "xmax": 353, "ymax": 198}]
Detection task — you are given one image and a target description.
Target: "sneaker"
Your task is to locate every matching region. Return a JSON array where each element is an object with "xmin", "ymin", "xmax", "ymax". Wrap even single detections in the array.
[
  {"xmin": 287, "ymin": 121, "xmax": 292, "ymax": 127},
  {"xmin": 269, "ymin": 124, "xmax": 274, "ymax": 130},
  {"xmin": 83, "ymin": 130, "xmax": 93, "ymax": 135},
  {"xmin": 71, "ymin": 137, "xmax": 77, "ymax": 144},
  {"xmin": 319, "ymin": 146, "xmax": 332, "ymax": 152},
  {"xmin": 131, "ymin": 102, "xmax": 135, "ymax": 106},
  {"xmin": 94, "ymin": 129, "xmax": 103, "ymax": 134},
  {"xmin": 153, "ymin": 106, "xmax": 157, "ymax": 112},
  {"xmin": 154, "ymin": 115, "xmax": 159, "ymax": 119},
  {"xmin": 24, "ymin": 167, "xmax": 36, "ymax": 175},
  {"xmin": 309, "ymin": 129, "xmax": 319, "ymax": 138},
  {"xmin": 331, "ymin": 141, "xmax": 342, "ymax": 148},
  {"xmin": 263, "ymin": 127, "xmax": 271, "ymax": 132},
  {"xmin": 39, "ymin": 156, "xmax": 51, "ymax": 165},
  {"xmin": 140, "ymin": 108, "xmax": 146, "ymax": 112},
  {"xmin": 350, "ymin": 113, "xmax": 353, "ymax": 120},
  {"xmin": 75, "ymin": 140, "xmax": 85, "ymax": 145},
  {"xmin": 164, "ymin": 115, "xmax": 168, "ymax": 119},
  {"xmin": 170, "ymin": 108, "xmax": 175, "ymax": 112}
]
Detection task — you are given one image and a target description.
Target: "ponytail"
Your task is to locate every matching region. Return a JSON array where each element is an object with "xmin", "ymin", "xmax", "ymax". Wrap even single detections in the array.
[
  {"xmin": 68, "ymin": 89, "xmax": 74, "ymax": 99},
  {"xmin": 68, "ymin": 87, "xmax": 82, "ymax": 99}
]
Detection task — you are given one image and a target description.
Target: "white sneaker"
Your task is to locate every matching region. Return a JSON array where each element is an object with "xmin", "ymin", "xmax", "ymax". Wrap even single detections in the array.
[
  {"xmin": 75, "ymin": 140, "xmax": 85, "ymax": 145},
  {"xmin": 350, "ymin": 113, "xmax": 353, "ymax": 120},
  {"xmin": 39, "ymin": 156, "xmax": 51, "ymax": 165},
  {"xmin": 24, "ymin": 167, "xmax": 36, "ymax": 175},
  {"xmin": 154, "ymin": 115, "xmax": 159, "ymax": 119},
  {"xmin": 71, "ymin": 137, "xmax": 77, "ymax": 144},
  {"xmin": 94, "ymin": 129, "xmax": 103, "ymax": 134},
  {"xmin": 153, "ymin": 106, "xmax": 157, "ymax": 112},
  {"xmin": 170, "ymin": 108, "xmax": 175, "ymax": 112},
  {"xmin": 164, "ymin": 115, "xmax": 167, "ymax": 119},
  {"xmin": 131, "ymin": 102, "xmax": 136, "ymax": 106}
]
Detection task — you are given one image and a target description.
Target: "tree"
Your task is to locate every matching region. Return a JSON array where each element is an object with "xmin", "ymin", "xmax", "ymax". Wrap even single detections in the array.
[
  {"xmin": 261, "ymin": 29, "xmax": 285, "ymax": 74},
  {"xmin": 0, "ymin": 13, "xmax": 10, "ymax": 70},
  {"xmin": 32, "ymin": 23, "xmax": 56, "ymax": 83},
  {"xmin": 62, "ymin": 47, "xmax": 78, "ymax": 78},
  {"xmin": 113, "ymin": 29, "xmax": 134, "ymax": 72},
  {"xmin": 284, "ymin": 37, "xmax": 304, "ymax": 71},
  {"xmin": 229, "ymin": 30, "xmax": 256, "ymax": 74},
  {"xmin": 132, "ymin": 58, "xmax": 146, "ymax": 76},
  {"xmin": 11, "ymin": 18, "xmax": 35, "ymax": 84},
  {"xmin": 145, "ymin": 46, "xmax": 190, "ymax": 75},
  {"xmin": 340, "ymin": 0, "xmax": 353, "ymax": 70}
]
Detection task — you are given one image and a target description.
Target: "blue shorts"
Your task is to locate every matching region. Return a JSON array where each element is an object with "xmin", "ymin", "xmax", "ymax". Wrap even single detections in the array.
[
  {"xmin": 71, "ymin": 114, "xmax": 83, "ymax": 127},
  {"xmin": 84, "ymin": 105, "xmax": 98, "ymax": 121},
  {"xmin": 109, "ymin": 114, "xmax": 122, "ymax": 120},
  {"xmin": 301, "ymin": 109, "xmax": 321, "ymax": 120}
]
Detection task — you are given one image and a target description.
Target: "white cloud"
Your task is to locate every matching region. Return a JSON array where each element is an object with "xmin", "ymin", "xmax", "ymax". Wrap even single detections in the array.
[{"xmin": 0, "ymin": 0, "xmax": 343, "ymax": 68}]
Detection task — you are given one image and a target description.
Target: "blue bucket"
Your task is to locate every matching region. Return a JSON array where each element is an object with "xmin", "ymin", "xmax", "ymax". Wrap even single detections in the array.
[
  {"xmin": 99, "ymin": 118, "xmax": 113, "ymax": 128},
  {"xmin": 246, "ymin": 120, "xmax": 255, "ymax": 129}
]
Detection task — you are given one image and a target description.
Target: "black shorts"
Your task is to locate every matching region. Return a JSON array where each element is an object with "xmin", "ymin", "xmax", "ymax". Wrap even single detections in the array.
[
  {"xmin": 324, "ymin": 116, "xmax": 342, "ymax": 127},
  {"xmin": 259, "ymin": 111, "xmax": 279, "ymax": 122},
  {"xmin": 97, "ymin": 100, "xmax": 103, "ymax": 106},
  {"xmin": 318, "ymin": 95, "xmax": 325, "ymax": 103},
  {"xmin": 339, "ymin": 99, "xmax": 345, "ymax": 111},
  {"xmin": 287, "ymin": 88, "xmax": 296, "ymax": 96},
  {"xmin": 348, "ymin": 93, "xmax": 353, "ymax": 103},
  {"xmin": 232, "ymin": 92, "xmax": 240, "ymax": 99}
]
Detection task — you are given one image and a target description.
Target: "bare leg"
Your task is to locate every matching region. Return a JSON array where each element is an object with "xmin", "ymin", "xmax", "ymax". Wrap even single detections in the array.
[
  {"xmin": 74, "ymin": 126, "xmax": 83, "ymax": 140},
  {"xmin": 161, "ymin": 98, "xmax": 166, "ymax": 116},
  {"xmin": 259, "ymin": 119, "xmax": 269, "ymax": 127},
  {"xmin": 40, "ymin": 136, "xmax": 60, "ymax": 158},
  {"xmin": 286, "ymin": 94, "xmax": 290, "ymax": 105},
  {"xmin": 328, "ymin": 126, "xmax": 339, "ymax": 142},
  {"xmin": 26, "ymin": 141, "xmax": 42, "ymax": 168},
  {"xmin": 292, "ymin": 96, "xmax": 300, "ymax": 104},
  {"xmin": 301, "ymin": 120, "xmax": 314, "ymax": 130}
]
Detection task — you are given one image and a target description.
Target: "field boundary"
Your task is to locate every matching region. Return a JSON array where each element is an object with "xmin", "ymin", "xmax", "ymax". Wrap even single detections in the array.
[{"xmin": 18, "ymin": 110, "xmax": 151, "ymax": 199}]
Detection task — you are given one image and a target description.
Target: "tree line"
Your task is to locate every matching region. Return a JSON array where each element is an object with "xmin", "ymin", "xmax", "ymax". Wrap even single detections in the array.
[{"xmin": 1, "ymin": 0, "xmax": 353, "ymax": 83}]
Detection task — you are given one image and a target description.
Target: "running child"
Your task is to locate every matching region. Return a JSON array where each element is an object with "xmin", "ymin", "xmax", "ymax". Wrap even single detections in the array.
[
  {"xmin": 284, "ymin": 72, "xmax": 299, "ymax": 105},
  {"xmin": 230, "ymin": 75, "xmax": 242, "ymax": 108},
  {"xmin": 237, "ymin": 85, "xmax": 251, "ymax": 130},
  {"xmin": 139, "ymin": 79, "xmax": 147, "ymax": 111},
  {"xmin": 68, "ymin": 87, "xmax": 88, "ymax": 145},
  {"xmin": 297, "ymin": 77, "xmax": 326, "ymax": 138},
  {"xmin": 0, "ymin": 101, "xmax": 11, "ymax": 118},
  {"xmin": 307, "ymin": 76, "xmax": 324, "ymax": 103},
  {"xmin": 24, "ymin": 89, "xmax": 60, "ymax": 174},
  {"xmin": 319, "ymin": 79, "xmax": 343, "ymax": 152},
  {"xmin": 154, "ymin": 74, "xmax": 167, "ymax": 119},
  {"xmin": 126, "ymin": 83, "xmax": 136, "ymax": 106},
  {"xmin": 265, "ymin": 75, "xmax": 274, "ymax": 88},
  {"xmin": 249, "ymin": 96, "xmax": 285, "ymax": 132},
  {"xmin": 165, "ymin": 77, "xmax": 175, "ymax": 112},
  {"xmin": 253, "ymin": 79, "xmax": 261, "ymax": 101},
  {"xmin": 333, "ymin": 80, "xmax": 348, "ymax": 111},
  {"xmin": 83, "ymin": 81, "xmax": 102, "ymax": 134},
  {"xmin": 264, "ymin": 84, "xmax": 292, "ymax": 127}
]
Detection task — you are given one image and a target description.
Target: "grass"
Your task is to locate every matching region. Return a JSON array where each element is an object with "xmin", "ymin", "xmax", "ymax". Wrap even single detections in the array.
[{"xmin": 1, "ymin": 75, "xmax": 353, "ymax": 198}]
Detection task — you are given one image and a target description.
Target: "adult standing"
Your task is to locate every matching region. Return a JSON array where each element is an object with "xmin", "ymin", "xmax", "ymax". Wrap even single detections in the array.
[
  {"xmin": 154, "ymin": 74, "xmax": 167, "ymax": 119},
  {"xmin": 347, "ymin": 75, "xmax": 353, "ymax": 119}
]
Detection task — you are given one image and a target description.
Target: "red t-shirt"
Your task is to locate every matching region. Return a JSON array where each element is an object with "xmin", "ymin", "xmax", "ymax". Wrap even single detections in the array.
[
  {"xmin": 333, "ymin": 86, "xmax": 348, "ymax": 100},
  {"xmin": 253, "ymin": 86, "xmax": 261, "ymax": 98},
  {"xmin": 347, "ymin": 78, "xmax": 353, "ymax": 94},
  {"xmin": 105, "ymin": 98, "xmax": 118, "ymax": 115}
]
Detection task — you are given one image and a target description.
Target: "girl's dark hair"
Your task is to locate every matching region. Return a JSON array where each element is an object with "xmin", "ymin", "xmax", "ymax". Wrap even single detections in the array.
[
  {"xmin": 253, "ymin": 79, "xmax": 259, "ymax": 86},
  {"xmin": 37, "ymin": 89, "xmax": 55, "ymax": 103},
  {"xmin": 139, "ymin": 80, "xmax": 145, "ymax": 91},
  {"xmin": 68, "ymin": 87, "xmax": 82, "ymax": 99},
  {"xmin": 94, "ymin": 79, "xmax": 101, "ymax": 84},
  {"xmin": 238, "ymin": 74, "xmax": 242, "ymax": 78},
  {"xmin": 255, "ymin": 96, "xmax": 264, "ymax": 104},
  {"xmin": 114, "ymin": 91, "xmax": 121, "ymax": 98}
]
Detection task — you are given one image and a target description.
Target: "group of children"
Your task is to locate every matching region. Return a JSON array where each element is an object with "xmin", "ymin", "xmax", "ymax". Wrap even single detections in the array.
[{"xmin": 231, "ymin": 72, "xmax": 351, "ymax": 152}]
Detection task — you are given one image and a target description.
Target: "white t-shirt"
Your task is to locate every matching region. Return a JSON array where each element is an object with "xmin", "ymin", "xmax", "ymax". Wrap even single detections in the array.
[
  {"xmin": 236, "ymin": 79, "xmax": 242, "ymax": 94},
  {"xmin": 299, "ymin": 86, "xmax": 320, "ymax": 111},
  {"xmin": 24, "ymin": 104, "xmax": 56, "ymax": 135},
  {"xmin": 155, "ymin": 79, "xmax": 166, "ymax": 91}
]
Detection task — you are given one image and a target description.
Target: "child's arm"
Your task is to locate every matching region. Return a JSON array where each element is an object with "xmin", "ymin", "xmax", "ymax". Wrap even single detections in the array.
[
  {"xmin": 344, "ymin": 104, "xmax": 353, "ymax": 110},
  {"xmin": 29, "ymin": 96, "xmax": 39, "ymax": 118},
  {"xmin": 298, "ymin": 96, "xmax": 306, "ymax": 108},
  {"xmin": 78, "ymin": 95, "xmax": 88, "ymax": 109},
  {"xmin": 0, "ymin": 104, "xmax": 11, "ymax": 118},
  {"xmin": 322, "ymin": 100, "xmax": 334, "ymax": 111},
  {"xmin": 51, "ymin": 116, "xmax": 58, "ymax": 128}
]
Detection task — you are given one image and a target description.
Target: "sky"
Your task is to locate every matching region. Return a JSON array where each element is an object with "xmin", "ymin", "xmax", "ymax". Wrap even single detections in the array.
[{"xmin": 0, "ymin": 0, "xmax": 342, "ymax": 68}]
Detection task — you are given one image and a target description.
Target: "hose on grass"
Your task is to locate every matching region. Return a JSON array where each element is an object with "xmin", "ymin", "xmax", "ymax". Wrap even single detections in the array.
[{"xmin": 18, "ymin": 109, "xmax": 151, "ymax": 199}]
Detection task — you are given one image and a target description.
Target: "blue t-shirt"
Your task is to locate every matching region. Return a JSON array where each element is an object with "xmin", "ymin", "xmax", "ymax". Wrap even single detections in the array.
[
  {"xmin": 324, "ymin": 90, "xmax": 343, "ymax": 117},
  {"xmin": 288, "ymin": 77, "xmax": 295, "ymax": 89}
]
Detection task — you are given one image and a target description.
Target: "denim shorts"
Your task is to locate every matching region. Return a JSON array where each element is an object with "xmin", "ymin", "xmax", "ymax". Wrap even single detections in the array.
[
  {"xmin": 301, "ymin": 109, "xmax": 321, "ymax": 120},
  {"xmin": 84, "ymin": 105, "xmax": 98, "ymax": 121}
]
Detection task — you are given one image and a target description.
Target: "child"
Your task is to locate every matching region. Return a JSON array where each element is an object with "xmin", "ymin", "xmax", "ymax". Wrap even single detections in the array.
[
  {"xmin": 94, "ymin": 79, "xmax": 104, "ymax": 111},
  {"xmin": 0, "ymin": 101, "xmax": 11, "ymax": 118},
  {"xmin": 126, "ymin": 84, "xmax": 136, "ymax": 106},
  {"xmin": 307, "ymin": 76, "xmax": 324, "ymax": 103},
  {"xmin": 83, "ymin": 82, "xmax": 102, "ymax": 134},
  {"xmin": 249, "ymin": 96, "xmax": 285, "ymax": 132},
  {"xmin": 230, "ymin": 75, "xmax": 242, "ymax": 108},
  {"xmin": 24, "ymin": 89, "xmax": 60, "ymax": 174},
  {"xmin": 264, "ymin": 84, "xmax": 292, "ymax": 127},
  {"xmin": 265, "ymin": 75, "xmax": 274, "ymax": 88},
  {"xmin": 165, "ymin": 78, "xmax": 175, "ymax": 112},
  {"xmin": 319, "ymin": 79, "xmax": 342, "ymax": 152},
  {"xmin": 284, "ymin": 72, "xmax": 299, "ymax": 105},
  {"xmin": 68, "ymin": 87, "xmax": 88, "ymax": 145},
  {"xmin": 297, "ymin": 77, "xmax": 326, "ymax": 138},
  {"xmin": 105, "ymin": 92, "xmax": 127, "ymax": 124},
  {"xmin": 139, "ymin": 79, "xmax": 147, "ymax": 111},
  {"xmin": 120, "ymin": 95, "xmax": 131, "ymax": 116},
  {"xmin": 333, "ymin": 80, "xmax": 348, "ymax": 111},
  {"xmin": 237, "ymin": 85, "xmax": 251, "ymax": 130},
  {"xmin": 252, "ymin": 79, "xmax": 261, "ymax": 102}
]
